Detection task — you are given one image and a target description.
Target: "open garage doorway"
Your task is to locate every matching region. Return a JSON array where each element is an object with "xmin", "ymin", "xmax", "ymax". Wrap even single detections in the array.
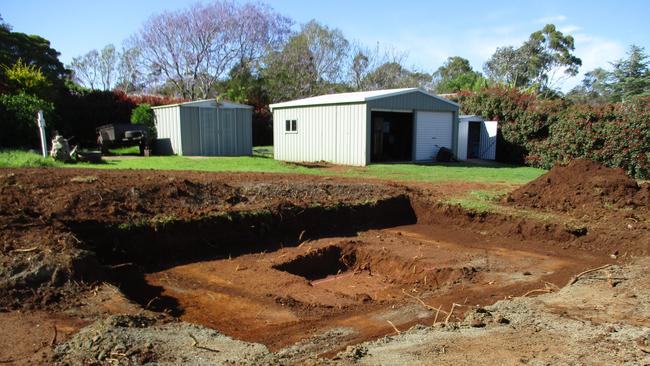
[
  {"xmin": 370, "ymin": 111, "xmax": 413, "ymax": 162},
  {"xmin": 467, "ymin": 121, "xmax": 482, "ymax": 158}
]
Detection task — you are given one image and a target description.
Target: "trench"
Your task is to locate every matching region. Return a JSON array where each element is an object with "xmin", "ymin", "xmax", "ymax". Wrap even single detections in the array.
[
  {"xmin": 62, "ymin": 192, "xmax": 604, "ymax": 353},
  {"xmin": 273, "ymin": 245, "xmax": 356, "ymax": 281},
  {"xmin": 65, "ymin": 195, "xmax": 417, "ymax": 314}
]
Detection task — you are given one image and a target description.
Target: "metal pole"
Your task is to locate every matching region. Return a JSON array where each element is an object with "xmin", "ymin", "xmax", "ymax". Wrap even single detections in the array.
[{"xmin": 37, "ymin": 110, "xmax": 47, "ymax": 157}]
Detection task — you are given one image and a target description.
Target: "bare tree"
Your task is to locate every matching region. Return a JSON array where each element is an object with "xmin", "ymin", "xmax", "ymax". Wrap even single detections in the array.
[
  {"xmin": 348, "ymin": 42, "xmax": 407, "ymax": 90},
  {"xmin": 116, "ymin": 46, "xmax": 145, "ymax": 93},
  {"xmin": 70, "ymin": 49, "xmax": 100, "ymax": 89},
  {"xmin": 98, "ymin": 44, "xmax": 117, "ymax": 90},
  {"xmin": 300, "ymin": 20, "xmax": 349, "ymax": 85},
  {"xmin": 262, "ymin": 20, "xmax": 352, "ymax": 102},
  {"xmin": 70, "ymin": 44, "xmax": 119, "ymax": 90},
  {"xmin": 131, "ymin": 1, "xmax": 291, "ymax": 99}
]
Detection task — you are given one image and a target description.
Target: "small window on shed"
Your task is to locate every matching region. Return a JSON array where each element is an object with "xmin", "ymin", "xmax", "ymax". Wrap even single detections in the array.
[{"xmin": 285, "ymin": 119, "xmax": 297, "ymax": 133}]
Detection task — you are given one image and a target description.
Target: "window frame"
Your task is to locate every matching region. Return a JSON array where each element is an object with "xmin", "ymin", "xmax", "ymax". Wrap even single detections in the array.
[{"xmin": 284, "ymin": 119, "xmax": 298, "ymax": 134}]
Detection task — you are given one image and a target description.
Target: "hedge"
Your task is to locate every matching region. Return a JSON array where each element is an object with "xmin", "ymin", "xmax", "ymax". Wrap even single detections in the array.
[{"xmin": 453, "ymin": 87, "xmax": 650, "ymax": 179}]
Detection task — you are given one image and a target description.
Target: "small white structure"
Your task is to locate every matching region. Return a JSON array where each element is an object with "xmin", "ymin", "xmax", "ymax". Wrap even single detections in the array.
[
  {"xmin": 269, "ymin": 88, "xmax": 460, "ymax": 166},
  {"xmin": 152, "ymin": 99, "xmax": 253, "ymax": 156},
  {"xmin": 36, "ymin": 110, "xmax": 47, "ymax": 157},
  {"xmin": 457, "ymin": 115, "xmax": 498, "ymax": 161}
]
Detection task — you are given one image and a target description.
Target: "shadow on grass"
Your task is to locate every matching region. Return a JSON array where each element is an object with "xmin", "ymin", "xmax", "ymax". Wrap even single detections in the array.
[{"xmin": 252, "ymin": 146, "xmax": 273, "ymax": 158}]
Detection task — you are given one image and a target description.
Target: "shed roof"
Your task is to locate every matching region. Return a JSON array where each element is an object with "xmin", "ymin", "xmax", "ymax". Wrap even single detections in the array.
[
  {"xmin": 152, "ymin": 99, "xmax": 253, "ymax": 109},
  {"xmin": 459, "ymin": 115, "xmax": 484, "ymax": 121},
  {"xmin": 269, "ymin": 88, "xmax": 459, "ymax": 110}
]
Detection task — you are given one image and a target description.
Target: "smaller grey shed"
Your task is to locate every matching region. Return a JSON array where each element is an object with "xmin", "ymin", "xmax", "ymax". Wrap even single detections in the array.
[
  {"xmin": 153, "ymin": 99, "xmax": 253, "ymax": 156},
  {"xmin": 457, "ymin": 115, "xmax": 498, "ymax": 161}
]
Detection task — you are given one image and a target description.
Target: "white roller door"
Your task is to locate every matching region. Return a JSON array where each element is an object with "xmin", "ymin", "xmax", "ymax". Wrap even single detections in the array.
[{"xmin": 415, "ymin": 111, "xmax": 453, "ymax": 160}]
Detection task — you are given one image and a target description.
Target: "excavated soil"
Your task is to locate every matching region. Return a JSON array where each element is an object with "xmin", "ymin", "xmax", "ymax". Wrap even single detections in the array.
[
  {"xmin": 508, "ymin": 159, "xmax": 650, "ymax": 212},
  {"xmin": 1, "ymin": 167, "xmax": 649, "ymax": 365}
]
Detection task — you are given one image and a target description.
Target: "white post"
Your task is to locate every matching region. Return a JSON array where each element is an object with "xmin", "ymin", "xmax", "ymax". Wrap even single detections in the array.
[{"xmin": 37, "ymin": 110, "xmax": 47, "ymax": 157}]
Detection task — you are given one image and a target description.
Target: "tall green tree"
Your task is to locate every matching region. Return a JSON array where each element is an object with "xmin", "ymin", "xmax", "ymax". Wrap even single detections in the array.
[
  {"xmin": 262, "ymin": 20, "xmax": 349, "ymax": 102},
  {"xmin": 0, "ymin": 59, "xmax": 54, "ymax": 147},
  {"xmin": 567, "ymin": 67, "xmax": 612, "ymax": 103},
  {"xmin": 0, "ymin": 17, "xmax": 65, "ymax": 148},
  {"xmin": 0, "ymin": 22, "xmax": 68, "ymax": 92},
  {"xmin": 569, "ymin": 45, "xmax": 650, "ymax": 103},
  {"xmin": 433, "ymin": 56, "xmax": 486, "ymax": 93},
  {"xmin": 484, "ymin": 24, "xmax": 581, "ymax": 92},
  {"xmin": 362, "ymin": 62, "xmax": 432, "ymax": 90},
  {"xmin": 610, "ymin": 45, "xmax": 650, "ymax": 101},
  {"xmin": 483, "ymin": 46, "xmax": 529, "ymax": 87},
  {"xmin": 219, "ymin": 63, "xmax": 266, "ymax": 104}
]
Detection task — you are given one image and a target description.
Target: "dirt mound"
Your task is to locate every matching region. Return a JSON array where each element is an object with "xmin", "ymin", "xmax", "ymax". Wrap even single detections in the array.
[
  {"xmin": 54, "ymin": 315, "xmax": 272, "ymax": 365},
  {"xmin": 507, "ymin": 159, "xmax": 648, "ymax": 211}
]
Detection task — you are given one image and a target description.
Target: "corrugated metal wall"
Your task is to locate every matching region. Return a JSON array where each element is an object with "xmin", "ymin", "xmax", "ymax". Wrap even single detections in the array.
[
  {"xmin": 153, "ymin": 106, "xmax": 182, "ymax": 155},
  {"xmin": 367, "ymin": 92, "xmax": 459, "ymax": 159},
  {"xmin": 457, "ymin": 118, "xmax": 498, "ymax": 161},
  {"xmin": 180, "ymin": 106, "xmax": 252, "ymax": 156},
  {"xmin": 457, "ymin": 119, "xmax": 469, "ymax": 160},
  {"xmin": 479, "ymin": 121, "xmax": 497, "ymax": 160},
  {"xmin": 273, "ymin": 104, "xmax": 367, "ymax": 166},
  {"xmin": 153, "ymin": 104, "xmax": 251, "ymax": 156}
]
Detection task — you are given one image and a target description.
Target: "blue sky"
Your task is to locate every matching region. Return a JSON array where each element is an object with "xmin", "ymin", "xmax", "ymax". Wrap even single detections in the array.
[{"xmin": 3, "ymin": 0, "xmax": 649, "ymax": 91}]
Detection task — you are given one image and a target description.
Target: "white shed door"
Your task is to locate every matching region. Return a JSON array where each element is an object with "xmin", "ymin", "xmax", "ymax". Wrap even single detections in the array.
[{"xmin": 415, "ymin": 111, "xmax": 453, "ymax": 160}]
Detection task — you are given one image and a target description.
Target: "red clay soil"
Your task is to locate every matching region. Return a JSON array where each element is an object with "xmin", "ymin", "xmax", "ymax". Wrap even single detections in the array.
[
  {"xmin": 507, "ymin": 159, "xmax": 649, "ymax": 211},
  {"xmin": 143, "ymin": 221, "xmax": 607, "ymax": 352},
  {"xmin": 1, "ymin": 167, "xmax": 649, "ymax": 363}
]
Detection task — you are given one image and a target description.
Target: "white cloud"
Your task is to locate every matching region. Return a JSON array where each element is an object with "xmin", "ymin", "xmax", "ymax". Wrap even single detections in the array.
[
  {"xmin": 536, "ymin": 15, "xmax": 567, "ymax": 24},
  {"xmin": 369, "ymin": 25, "xmax": 529, "ymax": 74},
  {"xmin": 355, "ymin": 16, "xmax": 626, "ymax": 94},
  {"xmin": 557, "ymin": 34, "xmax": 626, "ymax": 91},
  {"xmin": 560, "ymin": 25, "xmax": 582, "ymax": 34}
]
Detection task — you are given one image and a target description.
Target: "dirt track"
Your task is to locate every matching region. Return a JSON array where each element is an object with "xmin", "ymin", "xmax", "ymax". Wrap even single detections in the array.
[{"xmin": 1, "ymin": 166, "xmax": 649, "ymax": 365}]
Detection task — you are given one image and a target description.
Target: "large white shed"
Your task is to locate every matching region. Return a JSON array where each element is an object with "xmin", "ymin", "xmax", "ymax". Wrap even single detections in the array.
[
  {"xmin": 153, "ymin": 99, "xmax": 253, "ymax": 156},
  {"xmin": 269, "ymin": 88, "xmax": 460, "ymax": 166},
  {"xmin": 457, "ymin": 115, "xmax": 498, "ymax": 161}
]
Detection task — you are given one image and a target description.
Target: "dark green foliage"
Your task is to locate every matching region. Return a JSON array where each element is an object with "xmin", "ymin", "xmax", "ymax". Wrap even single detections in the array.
[
  {"xmin": 0, "ymin": 92, "xmax": 54, "ymax": 147},
  {"xmin": 598, "ymin": 99, "xmax": 650, "ymax": 178},
  {"xmin": 609, "ymin": 45, "xmax": 650, "ymax": 101},
  {"xmin": 455, "ymin": 86, "xmax": 650, "ymax": 179},
  {"xmin": 0, "ymin": 25, "xmax": 68, "ymax": 95},
  {"xmin": 130, "ymin": 103, "xmax": 154, "ymax": 126},
  {"xmin": 217, "ymin": 64, "xmax": 273, "ymax": 145},
  {"xmin": 362, "ymin": 62, "xmax": 432, "ymax": 90},
  {"xmin": 0, "ymin": 22, "xmax": 68, "ymax": 148},
  {"xmin": 528, "ymin": 98, "xmax": 649, "ymax": 179},
  {"xmin": 55, "ymin": 90, "xmax": 183, "ymax": 146},
  {"xmin": 454, "ymin": 86, "xmax": 567, "ymax": 163},
  {"xmin": 433, "ymin": 56, "xmax": 487, "ymax": 93},
  {"xmin": 131, "ymin": 103, "xmax": 156, "ymax": 141}
]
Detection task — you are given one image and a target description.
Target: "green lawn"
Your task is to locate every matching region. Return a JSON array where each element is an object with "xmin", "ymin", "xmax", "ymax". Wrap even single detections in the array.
[
  {"xmin": 0, "ymin": 150, "xmax": 62, "ymax": 168},
  {"xmin": 0, "ymin": 149, "xmax": 546, "ymax": 184},
  {"xmin": 108, "ymin": 146, "xmax": 141, "ymax": 155}
]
